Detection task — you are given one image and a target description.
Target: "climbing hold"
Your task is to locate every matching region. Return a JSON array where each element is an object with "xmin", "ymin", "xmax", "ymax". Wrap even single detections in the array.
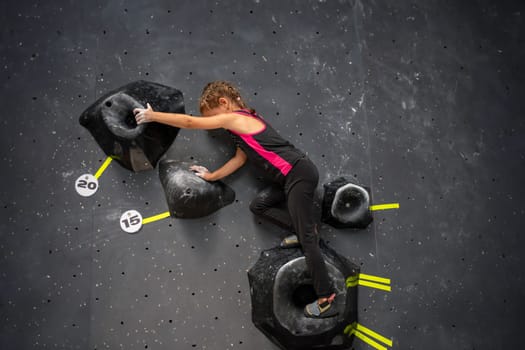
[
  {"xmin": 79, "ymin": 80, "xmax": 184, "ymax": 172},
  {"xmin": 248, "ymin": 240, "xmax": 359, "ymax": 350},
  {"xmin": 159, "ymin": 160, "xmax": 235, "ymax": 218},
  {"xmin": 322, "ymin": 177, "xmax": 373, "ymax": 229}
]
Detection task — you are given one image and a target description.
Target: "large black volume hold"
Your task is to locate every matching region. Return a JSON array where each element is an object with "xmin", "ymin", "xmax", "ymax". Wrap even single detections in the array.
[{"xmin": 79, "ymin": 80, "xmax": 184, "ymax": 172}]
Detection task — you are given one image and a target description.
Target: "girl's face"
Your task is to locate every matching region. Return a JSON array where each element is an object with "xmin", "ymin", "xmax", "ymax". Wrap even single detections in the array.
[{"xmin": 201, "ymin": 97, "xmax": 239, "ymax": 117}]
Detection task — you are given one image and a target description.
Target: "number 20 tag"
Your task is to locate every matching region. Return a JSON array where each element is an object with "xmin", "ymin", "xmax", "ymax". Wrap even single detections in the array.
[
  {"xmin": 120, "ymin": 210, "xmax": 143, "ymax": 233},
  {"xmin": 75, "ymin": 174, "xmax": 99, "ymax": 197}
]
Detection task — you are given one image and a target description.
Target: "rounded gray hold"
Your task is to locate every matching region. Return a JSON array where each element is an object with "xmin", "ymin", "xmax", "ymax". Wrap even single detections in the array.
[
  {"xmin": 101, "ymin": 93, "xmax": 145, "ymax": 139},
  {"xmin": 273, "ymin": 257, "xmax": 347, "ymax": 335},
  {"xmin": 321, "ymin": 177, "xmax": 373, "ymax": 229},
  {"xmin": 159, "ymin": 160, "xmax": 235, "ymax": 219},
  {"xmin": 331, "ymin": 183, "xmax": 370, "ymax": 224}
]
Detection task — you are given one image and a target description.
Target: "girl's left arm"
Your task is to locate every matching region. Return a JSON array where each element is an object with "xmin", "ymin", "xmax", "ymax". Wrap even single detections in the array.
[
  {"xmin": 134, "ymin": 103, "xmax": 236, "ymax": 130},
  {"xmin": 192, "ymin": 147, "xmax": 247, "ymax": 181}
]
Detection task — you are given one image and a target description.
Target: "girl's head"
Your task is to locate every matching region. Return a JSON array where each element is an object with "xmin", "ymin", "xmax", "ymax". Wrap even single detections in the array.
[{"xmin": 199, "ymin": 81, "xmax": 252, "ymax": 116}]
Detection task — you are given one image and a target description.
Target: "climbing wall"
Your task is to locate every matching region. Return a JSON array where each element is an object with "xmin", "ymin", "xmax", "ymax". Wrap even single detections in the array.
[{"xmin": 1, "ymin": 0, "xmax": 524, "ymax": 349}]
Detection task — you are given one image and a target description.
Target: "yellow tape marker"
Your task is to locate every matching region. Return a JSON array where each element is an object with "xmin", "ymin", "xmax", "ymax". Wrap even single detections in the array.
[
  {"xmin": 344, "ymin": 323, "xmax": 393, "ymax": 349},
  {"xmin": 370, "ymin": 203, "xmax": 400, "ymax": 211},
  {"xmin": 142, "ymin": 211, "xmax": 171, "ymax": 225},
  {"xmin": 353, "ymin": 330, "xmax": 387, "ymax": 350},
  {"xmin": 346, "ymin": 276, "xmax": 359, "ymax": 288},
  {"xmin": 94, "ymin": 157, "xmax": 113, "ymax": 179},
  {"xmin": 358, "ymin": 280, "xmax": 392, "ymax": 292},
  {"xmin": 356, "ymin": 324, "xmax": 393, "ymax": 347},
  {"xmin": 347, "ymin": 274, "xmax": 391, "ymax": 291},
  {"xmin": 359, "ymin": 273, "xmax": 391, "ymax": 285}
]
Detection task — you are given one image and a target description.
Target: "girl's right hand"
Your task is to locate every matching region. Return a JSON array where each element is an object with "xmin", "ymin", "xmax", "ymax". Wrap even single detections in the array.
[{"xmin": 133, "ymin": 103, "xmax": 154, "ymax": 124}]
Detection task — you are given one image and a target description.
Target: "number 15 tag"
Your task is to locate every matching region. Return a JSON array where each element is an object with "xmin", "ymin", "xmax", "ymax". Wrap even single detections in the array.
[{"xmin": 120, "ymin": 210, "xmax": 143, "ymax": 233}]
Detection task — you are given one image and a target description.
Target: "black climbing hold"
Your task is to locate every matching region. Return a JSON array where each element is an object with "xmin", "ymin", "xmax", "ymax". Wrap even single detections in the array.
[
  {"xmin": 79, "ymin": 80, "xmax": 184, "ymax": 172},
  {"xmin": 247, "ymin": 240, "xmax": 359, "ymax": 350},
  {"xmin": 321, "ymin": 177, "xmax": 373, "ymax": 229},
  {"xmin": 159, "ymin": 160, "xmax": 235, "ymax": 219}
]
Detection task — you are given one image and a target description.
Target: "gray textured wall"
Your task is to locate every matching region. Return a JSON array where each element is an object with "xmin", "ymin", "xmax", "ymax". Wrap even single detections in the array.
[{"xmin": 1, "ymin": 0, "xmax": 524, "ymax": 349}]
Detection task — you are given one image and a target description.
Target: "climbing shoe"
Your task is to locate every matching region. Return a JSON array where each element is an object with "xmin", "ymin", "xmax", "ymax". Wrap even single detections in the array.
[
  {"xmin": 304, "ymin": 300, "xmax": 338, "ymax": 319},
  {"xmin": 280, "ymin": 234, "xmax": 300, "ymax": 248}
]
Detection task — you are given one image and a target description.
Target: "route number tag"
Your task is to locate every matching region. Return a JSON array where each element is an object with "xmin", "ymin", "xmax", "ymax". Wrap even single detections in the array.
[
  {"xmin": 75, "ymin": 174, "xmax": 99, "ymax": 197},
  {"xmin": 120, "ymin": 210, "xmax": 143, "ymax": 233}
]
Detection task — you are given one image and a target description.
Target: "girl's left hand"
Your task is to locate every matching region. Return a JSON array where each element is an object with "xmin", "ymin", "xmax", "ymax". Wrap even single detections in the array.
[
  {"xmin": 133, "ymin": 103, "xmax": 155, "ymax": 124},
  {"xmin": 190, "ymin": 165, "xmax": 213, "ymax": 181}
]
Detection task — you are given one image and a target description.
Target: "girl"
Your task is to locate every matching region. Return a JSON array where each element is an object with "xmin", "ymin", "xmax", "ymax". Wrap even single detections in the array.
[{"xmin": 133, "ymin": 81, "xmax": 336, "ymax": 318}]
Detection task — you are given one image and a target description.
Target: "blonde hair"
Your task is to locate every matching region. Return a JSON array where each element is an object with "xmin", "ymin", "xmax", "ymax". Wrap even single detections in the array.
[{"xmin": 199, "ymin": 81, "xmax": 254, "ymax": 114}]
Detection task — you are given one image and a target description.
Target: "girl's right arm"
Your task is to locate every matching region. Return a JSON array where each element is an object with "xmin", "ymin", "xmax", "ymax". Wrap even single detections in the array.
[
  {"xmin": 151, "ymin": 111, "xmax": 236, "ymax": 130},
  {"xmin": 134, "ymin": 103, "xmax": 238, "ymax": 130}
]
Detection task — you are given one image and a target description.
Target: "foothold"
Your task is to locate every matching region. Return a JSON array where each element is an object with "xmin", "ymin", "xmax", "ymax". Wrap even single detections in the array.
[
  {"xmin": 321, "ymin": 177, "xmax": 373, "ymax": 229},
  {"xmin": 79, "ymin": 80, "xmax": 184, "ymax": 172},
  {"xmin": 247, "ymin": 241, "xmax": 359, "ymax": 350},
  {"xmin": 159, "ymin": 160, "xmax": 235, "ymax": 219}
]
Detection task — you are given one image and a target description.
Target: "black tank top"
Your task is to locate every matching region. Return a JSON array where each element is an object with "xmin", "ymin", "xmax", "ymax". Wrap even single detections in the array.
[{"xmin": 228, "ymin": 110, "xmax": 305, "ymax": 185}]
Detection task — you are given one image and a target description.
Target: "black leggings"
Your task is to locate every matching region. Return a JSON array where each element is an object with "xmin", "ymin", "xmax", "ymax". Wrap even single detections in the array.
[{"xmin": 249, "ymin": 157, "xmax": 334, "ymax": 298}]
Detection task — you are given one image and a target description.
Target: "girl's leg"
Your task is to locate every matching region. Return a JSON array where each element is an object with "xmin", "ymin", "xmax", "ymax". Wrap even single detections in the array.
[
  {"xmin": 249, "ymin": 185, "xmax": 295, "ymax": 233},
  {"xmin": 287, "ymin": 179, "xmax": 334, "ymax": 299},
  {"xmin": 285, "ymin": 158, "xmax": 336, "ymax": 317}
]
